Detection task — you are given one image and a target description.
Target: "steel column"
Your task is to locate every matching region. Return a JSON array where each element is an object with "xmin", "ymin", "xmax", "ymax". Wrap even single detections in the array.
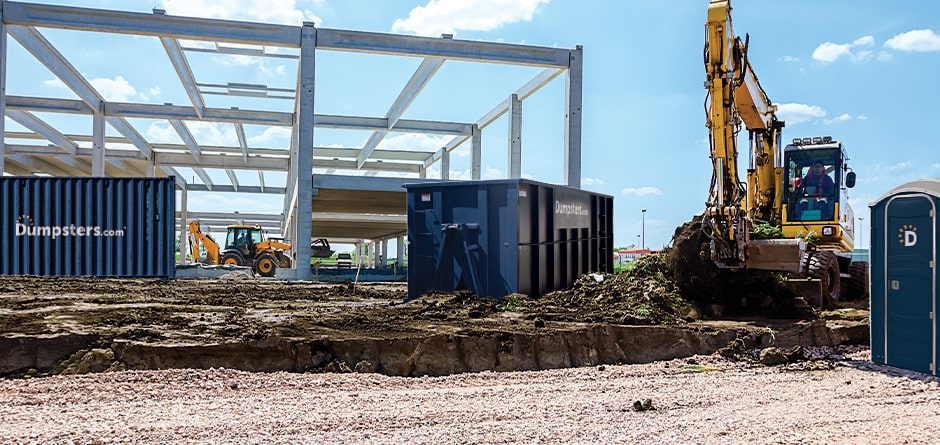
[
  {"xmin": 440, "ymin": 147, "xmax": 450, "ymax": 180},
  {"xmin": 179, "ymin": 189, "xmax": 188, "ymax": 264},
  {"xmin": 92, "ymin": 108, "xmax": 105, "ymax": 176},
  {"xmin": 396, "ymin": 236, "xmax": 404, "ymax": 268},
  {"xmin": 0, "ymin": 5, "xmax": 7, "ymax": 175},
  {"xmin": 292, "ymin": 24, "xmax": 316, "ymax": 279},
  {"xmin": 471, "ymin": 125, "xmax": 482, "ymax": 180},
  {"xmin": 508, "ymin": 93, "xmax": 522, "ymax": 179},
  {"xmin": 565, "ymin": 46, "xmax": 583, "ymax": 188}
]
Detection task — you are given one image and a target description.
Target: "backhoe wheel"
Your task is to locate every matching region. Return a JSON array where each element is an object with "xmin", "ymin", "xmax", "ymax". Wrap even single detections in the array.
[
  {"xmin": 807, "ymin": 251, "xmax": 840, "ymax": 309},
  {"xmin": 848, "ymin": 261, "xmax": 869, "ymax": 301},
  {"xmin": 254, "ymin": 253, "xmax": 278, "ymax": 277},
  {"xmin": 221, "ymin": 252, "xmax": 245, "ymax": 267}
]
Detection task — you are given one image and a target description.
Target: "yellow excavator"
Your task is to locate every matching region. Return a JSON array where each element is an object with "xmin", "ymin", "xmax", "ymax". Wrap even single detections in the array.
[
  {"xmin": 188, "ymin": 221, "xmax": 293, "ymax": 277},
  {"xmin": 701, "ymin": 0, "xmax": 866, "ymax": 308}
]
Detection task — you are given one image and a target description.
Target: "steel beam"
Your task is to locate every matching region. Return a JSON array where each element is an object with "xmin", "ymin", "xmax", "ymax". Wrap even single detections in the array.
[
  {"xmin": 108, "ymin": 102, "xmax": 292, "ymax": 126},
  {"xmin": 160, "ymin": 37, "xmax": 205, "ymax": 118},
  {"xmin": 154, "ymin": 152, "xmax": 289, "ymax": 170},
  {"xmin": 183, "ymin": 184, "xmax": 287, "ymax": 194},
  {"xmin": 315, "ymin": 114, "xmax": 472, "ymax": 135},
  {"xmin": 192, "ymin": 167, "xmax": 213, "ymax": 190},
  {"xmin": 6, "ymin": 96, "xmax": 92, "ymax": 114},
  {"xmin": 7, "ymin": 25, "xmax": 103, "ymax": 110},
  {"xmin": 438, "ymin": 68, "xmax": 564, "ymax": 160},
  {"xmin": 316, "ymin": 146, "xmax": 431, "ymax": 162},
  {"xmin": 565, "ymin": 46, "xmax": 583, "ymax": 188},
  {"xmin": 258, "ymin": 171, "xmax": 265, "ymax": 193},
  {"xmin": 357, "ymin": 57, "xmax": 444, "ymax": 168},
  {"xmin": 234, "ymin": 123, "xmax": 249, "ymax": 163},
  {"xmin": 105, "ymin": 117, "xmax": 153, "ymax": 159},
  {"xmin": 7, "ymin": 154, "xmax": 77, "ymax": 176},
  {"xmin": 225, "ymin": 169, "xmax": 239, "ymax": 192},
  {"xmin": 169, "ymin": 119, "xmax": 201, "ymax": 162},
  {"xmin": 160, "ymin": 166, "xmax": 187, "ymax": 189},
  {"xmin": 3, "ymin": 1, "xmax": 300, "ymax": 47},
  {"xmin": 5, "ymin": 110, "xmax": 78, "ymax": 155},
  {"xmin": 316, "ymin": 28, "xmax": 570, "ymax": 68},
  {"xmin": 179, "ymin": 189, "xmax": 188, "ymax": 264}
]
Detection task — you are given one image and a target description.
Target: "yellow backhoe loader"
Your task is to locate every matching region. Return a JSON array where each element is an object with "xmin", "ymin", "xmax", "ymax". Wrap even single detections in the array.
[{"xmin": 188, "ymin": 221, "xmax": 293, "ymax": 277}]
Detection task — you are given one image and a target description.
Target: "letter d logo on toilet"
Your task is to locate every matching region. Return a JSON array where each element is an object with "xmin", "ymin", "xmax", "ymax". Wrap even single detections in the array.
[{"xmin": 897, "ymin": 224, "xmax": 918, "ymax": 247}]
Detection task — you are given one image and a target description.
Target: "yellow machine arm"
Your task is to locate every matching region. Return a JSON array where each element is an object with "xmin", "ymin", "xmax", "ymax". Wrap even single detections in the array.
[
  {"xmin": 704, "ymin": 0, "xmax": 785, "ymax": 268},
  {"xmin": 187, "ymin": 221, "xmax": 220, "ymax": 265}
]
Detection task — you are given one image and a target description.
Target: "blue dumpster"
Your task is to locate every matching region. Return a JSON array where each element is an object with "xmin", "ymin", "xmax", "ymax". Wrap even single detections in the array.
[
  {"xmin": 0, "ymin": 176, "xmax": 177, "ymax": 278},
  {"xmin": 870, "ymin": 179, "xmax": 940, "ymax": 375},
  {"xmin": 404, "ymin": 179, "xmax": 613, "ymax": 300}
]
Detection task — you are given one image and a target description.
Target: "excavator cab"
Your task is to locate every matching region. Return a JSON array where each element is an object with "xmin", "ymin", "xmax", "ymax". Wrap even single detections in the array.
[{"xmin": 782, "ymin": 137, "xmax": 856, "ymax": 246}]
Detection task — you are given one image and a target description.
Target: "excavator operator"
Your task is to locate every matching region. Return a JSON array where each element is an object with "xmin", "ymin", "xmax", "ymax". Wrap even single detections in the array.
[{"xmin": 797, "ymin": 160, "xmax": 835, "ymax": 220}]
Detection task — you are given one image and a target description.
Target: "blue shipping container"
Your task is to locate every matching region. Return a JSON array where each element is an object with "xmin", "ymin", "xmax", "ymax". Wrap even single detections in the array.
[
  {"xmin": 0, "ymin": 177, "xmax": 176, "ymax": 278},
  {"xmin": 870, "ymin": 179, "xmax": 940, "ymax": 376},
  {"xmin": 405, "ymin": 179, "xmax": 613, "ymax": 300}
]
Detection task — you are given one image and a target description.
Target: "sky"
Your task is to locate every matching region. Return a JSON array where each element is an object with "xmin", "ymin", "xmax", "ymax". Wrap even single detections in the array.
[{"xmin": 4, "ymin": 0, "xmax": 939, "ymax": 251}]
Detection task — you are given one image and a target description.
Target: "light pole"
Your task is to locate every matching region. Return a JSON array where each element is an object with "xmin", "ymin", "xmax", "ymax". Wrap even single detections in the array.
[
  {"xmin": 641, "ymin": 209, "xmax": 647, "ymax": 251},
  {"xmin": 858, "ymin": 217, "xmax": 865, "ymax": 250},
  {"xmin": 636, "ymin": 234, "xmax": 640, "ymax": 249}
]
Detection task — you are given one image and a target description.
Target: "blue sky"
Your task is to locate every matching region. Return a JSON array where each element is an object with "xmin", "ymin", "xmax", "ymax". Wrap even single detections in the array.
[{"xmin": 5, "ymin": 0, "xmax": 939, "ymax": 251}]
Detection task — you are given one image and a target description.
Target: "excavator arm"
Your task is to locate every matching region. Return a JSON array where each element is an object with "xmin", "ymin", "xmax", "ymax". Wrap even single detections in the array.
[
  {"xmin": 704, "ymin": 0, "xmax": 784, "ymax": 268},
  {"xmin": 187, "ymin": 221, "xmax": 220, "ymax": 265}
]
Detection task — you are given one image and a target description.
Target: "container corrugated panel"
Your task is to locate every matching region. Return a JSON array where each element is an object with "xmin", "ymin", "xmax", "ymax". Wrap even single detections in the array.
[
  {"xmin": 0, "ymin": 177, "xmax": 176, "ymax": 278},
  {"xmin": 869, "ymin": 179, "xmax": 940, "ymax": 376},
  {"xmin": 405, "ymin": 179, "xmax": 613, "ymax": 300}
]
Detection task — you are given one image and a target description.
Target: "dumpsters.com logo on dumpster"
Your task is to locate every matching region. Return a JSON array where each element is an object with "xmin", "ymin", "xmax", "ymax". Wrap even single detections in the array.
[{"xmin": 14, "ymin": 215, "xmax": 127, "ymax": 239}]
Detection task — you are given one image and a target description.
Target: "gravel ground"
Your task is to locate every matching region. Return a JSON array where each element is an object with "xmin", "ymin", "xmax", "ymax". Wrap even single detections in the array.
[{"xmin": 1, "ymin": 347, "xmax": 938, "ymax": 445}]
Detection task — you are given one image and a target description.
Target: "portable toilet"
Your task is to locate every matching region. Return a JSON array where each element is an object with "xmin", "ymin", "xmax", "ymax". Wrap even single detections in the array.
[{"xmin": 870, "ymin": 179, "xmax": 940, "ymax": 375}]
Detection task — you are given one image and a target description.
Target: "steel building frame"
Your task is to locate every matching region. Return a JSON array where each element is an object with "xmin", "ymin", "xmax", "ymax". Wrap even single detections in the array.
[{"xmin": 0, "ymin": 1, "xmax": 584, "ymax": 279}]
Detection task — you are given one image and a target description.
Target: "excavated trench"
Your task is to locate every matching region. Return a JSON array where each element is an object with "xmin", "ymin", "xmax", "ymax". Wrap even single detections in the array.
[{"xmin": 0, "ymin": 276, "xmax": 869, "ymax": 378}]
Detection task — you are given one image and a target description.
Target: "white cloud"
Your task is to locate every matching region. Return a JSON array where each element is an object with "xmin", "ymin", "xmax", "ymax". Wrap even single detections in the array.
[
  {"xmin": 775, "ymin": 103, "xmax": 826, "ymax": 125},
  {"xmin": 780, "ymin": 55, "xmax": 799, "ymax": 63},
  {"xmin": 45, "ymin": 76, "xmax": 138, "ymax": 102},
  {"xmin": 161, "ymin": 0, "xmax": 321, "ymax": 25},
  {"xmin": 824, "ymin": 113, "xmax": 853, "ymax": 125},
  {"xmin": 377, "ymin": 133, "xmax": 451, "ymax": 152},
  {"xmin": 621, "ymin": 187, "xmax": 662, "ymax": 197},
  {"xmin": 149, "ymin": 87, "xmax": 162, "ymax": 96},
  {"xmin": 248, "ymin": 127, "xmax": 293, "ymax": 146},
  {"xmin": 145, "ymin": 122, "xmax": 182, "ymax": 144},
  {"xmin": 582, "ymin": 177, "xmax": 604, "ymax": 186},
  {"xmin": 392, "ymin": 0, "xmax": 549, "ymax": 37},
  {"xmin": 885, "ymin": 29, "xmax": 940, "ymax": 52},
  {"xmin": 89, "ymin": 76, "xmax": 137, "ymax": 102},
  {"xmin": 812, "ymin": 36, "xmax": 875, "ymax": 63},
  {"xmin": 145, "ymin": 121, "xmax": 238, "ymax": 146}
]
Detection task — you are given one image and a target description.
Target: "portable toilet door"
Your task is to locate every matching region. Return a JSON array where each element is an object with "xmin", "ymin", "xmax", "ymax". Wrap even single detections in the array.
[{"xmin": 870, "ymin": 180, "xmax": 939, "ymax": 375}]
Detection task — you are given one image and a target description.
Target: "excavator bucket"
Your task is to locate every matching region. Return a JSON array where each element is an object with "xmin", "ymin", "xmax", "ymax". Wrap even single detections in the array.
[
  {"xmin": 745, "ymin": 239, "xmax": 807, "ymax": 274},
  {"xmin": 310, "ymin": 238, "xmax": 335, "ymax": 258}
]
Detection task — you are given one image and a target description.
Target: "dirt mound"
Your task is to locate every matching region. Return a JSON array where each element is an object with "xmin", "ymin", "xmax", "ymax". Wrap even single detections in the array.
[{"xmin": 668, "ymin": 215, "xmax": 812, "ymax": 318}]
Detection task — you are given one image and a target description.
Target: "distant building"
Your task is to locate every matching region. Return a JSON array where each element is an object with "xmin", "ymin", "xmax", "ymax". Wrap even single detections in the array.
[{"xmin": 616, "ymin": 248, "xmax": 660, "ymax": 264}]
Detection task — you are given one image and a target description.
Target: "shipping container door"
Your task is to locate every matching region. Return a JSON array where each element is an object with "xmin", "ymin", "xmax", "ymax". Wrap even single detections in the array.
[{"xmin": 884, "ymin": 194, "xmax": 936, "ymax": 375}]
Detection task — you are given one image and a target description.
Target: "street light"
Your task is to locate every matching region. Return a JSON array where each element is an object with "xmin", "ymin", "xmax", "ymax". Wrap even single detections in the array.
[
  {"xmin": 858, "ymin": 217, "xmax": 865, "ymax": 250},
  {"xmin": 641, "ymin": 209, "xmax": 647, "ymax": 251},
  {"xmin": 636, "ymin": 234, "xmax": 640, "ymax": 249}
]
